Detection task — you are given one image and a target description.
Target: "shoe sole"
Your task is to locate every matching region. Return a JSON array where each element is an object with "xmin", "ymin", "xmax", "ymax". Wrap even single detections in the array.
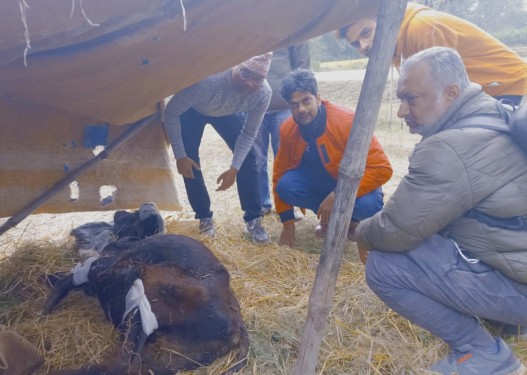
[{"xmin": 243, "ymin": 230, "xmax": 270, "ymax": 244}]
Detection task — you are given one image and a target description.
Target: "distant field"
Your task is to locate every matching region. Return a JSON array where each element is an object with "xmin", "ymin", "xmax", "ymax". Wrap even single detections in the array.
[
  {"xmin": 317, "ymin": 59, "xmax": 368, "ymax": 71},
  {"xmin": 318, "ymin": 45, "xmax": 527, "ymax": 72}
]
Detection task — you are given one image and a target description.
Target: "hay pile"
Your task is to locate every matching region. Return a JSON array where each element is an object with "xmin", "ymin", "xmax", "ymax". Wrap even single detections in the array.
[
  {"xmin": 1, "ymin": 78, "xmax": 526, "ymax": 374},
  {"xmin": 0, "ymin": 208, "xmax": 446, "ymax": 375}
]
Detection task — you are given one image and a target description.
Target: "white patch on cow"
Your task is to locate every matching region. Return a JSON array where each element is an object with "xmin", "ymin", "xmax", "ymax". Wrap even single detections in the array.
[
  {"xmin": 124, "ymin": 279, "xmax": 159, "ymax": 336},
  {"xmin": 71, "ymin": 255, "xmax": 99, "ymax": 286}
]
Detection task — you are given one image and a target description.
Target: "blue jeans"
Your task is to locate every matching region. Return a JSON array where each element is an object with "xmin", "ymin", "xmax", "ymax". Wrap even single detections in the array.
[
  {"xmin": 179, "ymin": 108, "xmax": 262, "ymax": 223},
  {"xmin": 275, "ymin": 166, "xmax": 384, "ymax": 220},
  {"xmin": 253, "ymin": 110, "xmax": 291, "ymax": 210},
  {"xmin": 366, "ymin": 234, "xmax": 527, "ymax": 349}
]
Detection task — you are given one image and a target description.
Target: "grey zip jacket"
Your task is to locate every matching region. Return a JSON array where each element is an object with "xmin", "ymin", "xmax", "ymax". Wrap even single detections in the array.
[{"xmin": 354, "ymin": 83, "xmax": 527, "ymax": 283}]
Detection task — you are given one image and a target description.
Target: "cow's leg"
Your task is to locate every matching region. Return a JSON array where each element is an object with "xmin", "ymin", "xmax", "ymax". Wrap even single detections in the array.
[
  {"xmin": 104, "ymin": 309, "xmax": 148, "ymax": 375},
  {"xmin": 42, "ymin": 274, "xmax": 76, "ymax": 315}
]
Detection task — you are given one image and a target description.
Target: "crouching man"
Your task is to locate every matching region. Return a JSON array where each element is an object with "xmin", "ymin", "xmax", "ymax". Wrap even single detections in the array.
[
  {"xmin": 272, "ymin": 69, "xmax": 393, "ymax": 255},
  {"xmin": 352, "ymin": 47, "xmax": 527, "ymax": 374}
]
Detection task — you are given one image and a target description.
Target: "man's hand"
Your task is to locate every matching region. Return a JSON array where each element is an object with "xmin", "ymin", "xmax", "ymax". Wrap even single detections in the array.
[
  {"xmin": 358, "ymin": 246, "xmax": 369, "ymax": 266},
  {"xmin": 317, "ymin": 191, "xmax": 335, "ymax": 225},
  {"xmin": 278, "ymin": 221, "xmax": 296, "ymax": 247},
  {"xmin": 216, "ymin": 167, "xmax": 238, "ymax": 191},
  {"xmin": 176, "ymin": 157, "xmax": 200, "ymax": 179}
]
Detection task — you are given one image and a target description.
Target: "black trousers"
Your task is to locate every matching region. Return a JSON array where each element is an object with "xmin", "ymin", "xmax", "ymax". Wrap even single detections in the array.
[{"xmin": 180, "ymin": 108, "xmax": 262, "ymax": 223}]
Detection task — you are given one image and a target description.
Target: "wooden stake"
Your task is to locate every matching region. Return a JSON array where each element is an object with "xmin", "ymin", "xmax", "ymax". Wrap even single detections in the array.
[
  {"xmin": 0, "ymin": 112, "xmax": 160, "ymax": 237},
  {"xmin": 292, "ymin": 1, "xmax": 408, "ymax": 373}
]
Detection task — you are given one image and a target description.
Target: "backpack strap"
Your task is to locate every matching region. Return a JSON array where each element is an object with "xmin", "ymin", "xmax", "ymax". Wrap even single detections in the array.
[{"xmin": 452, "ymin": 115, "xmax": 509, "ymax": 133}]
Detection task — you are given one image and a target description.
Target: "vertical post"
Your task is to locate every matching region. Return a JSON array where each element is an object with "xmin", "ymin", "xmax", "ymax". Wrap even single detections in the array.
[{"xmin": 292, "ymin": 1, "xmax": 407, "ymax": 373}]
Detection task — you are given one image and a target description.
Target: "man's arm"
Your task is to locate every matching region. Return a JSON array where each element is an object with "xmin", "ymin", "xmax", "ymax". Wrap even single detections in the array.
[
  {"xmin": 357, "ymin": 135, "xmax": 393, "ymax": 197},
  {"xmin": 230, "ymin": 84, "xmax": 272, "ymax": 170},
  {"xmin": 163, "ymin": 87, "xmax": 199, "ymax": 159},
  {"xmin": 355, "ymin": 138, "xmax": 471, "ymax": 251}
]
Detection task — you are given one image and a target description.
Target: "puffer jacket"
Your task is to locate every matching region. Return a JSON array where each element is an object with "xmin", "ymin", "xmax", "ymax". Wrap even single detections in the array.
[{"xmin": 355, "ymin": 84, "xmax": 527, "ymax": 283}]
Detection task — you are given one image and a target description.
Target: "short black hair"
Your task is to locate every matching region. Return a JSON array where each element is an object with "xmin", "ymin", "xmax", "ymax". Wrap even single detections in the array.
[{"xmin": 280, "ymin": 69, "xmax": 318, "ymax": 102}]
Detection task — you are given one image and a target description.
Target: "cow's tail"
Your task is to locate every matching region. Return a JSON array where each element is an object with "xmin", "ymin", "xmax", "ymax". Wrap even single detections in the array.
[{"xmin": 220, "ymin": 321, "xmax": 250, "ymax": 375}]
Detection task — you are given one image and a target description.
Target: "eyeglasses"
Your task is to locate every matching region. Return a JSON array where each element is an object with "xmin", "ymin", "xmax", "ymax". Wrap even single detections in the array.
[{"xmin": 239, "ymin": 68, "xmax": 265, "ymax": 84}]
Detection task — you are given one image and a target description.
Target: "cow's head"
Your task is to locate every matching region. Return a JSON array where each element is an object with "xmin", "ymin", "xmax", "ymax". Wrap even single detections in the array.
[{"xmin": 113, "ymin": 202, "xmax": 165, "ymax": 240}]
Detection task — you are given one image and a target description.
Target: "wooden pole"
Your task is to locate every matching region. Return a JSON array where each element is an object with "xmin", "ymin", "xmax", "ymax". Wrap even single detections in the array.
[
  {"xmin": 292, "ymin": 1, "xmax": 407, "ymax": 373},
  {"xmin": 0, "ymin": 112, "xmax": 160, "ymax": 237}
]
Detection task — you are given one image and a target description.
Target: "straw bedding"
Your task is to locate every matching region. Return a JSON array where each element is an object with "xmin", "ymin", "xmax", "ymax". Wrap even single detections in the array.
[{"xmin": 1, "ymin": 79, "xmax": 526, "ymax": 374}]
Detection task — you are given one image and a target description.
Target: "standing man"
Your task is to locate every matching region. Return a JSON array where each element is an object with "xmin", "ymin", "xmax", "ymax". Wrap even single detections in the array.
[
  {"xmin": 353, "ymin": 47, "xmax": 527, "ymax": 374},
  {"xmin": 253, "ymin": 43, "xmax": 311, "ymax": 215},
  {"xmin": 163, "ymin": 53, "xmax": 272, "ymax": 243},
  {"xmin": 337, "ymin": 2, "xmax": 527, "ymax": 105},
  {"xmin": 273, "ymin": 69, "xmax": 393, "ymax": 252}
]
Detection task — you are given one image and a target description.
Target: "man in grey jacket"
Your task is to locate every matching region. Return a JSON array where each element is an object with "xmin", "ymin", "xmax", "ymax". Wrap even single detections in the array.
[
  {"xmin": 352, "ymin": 47, "xmax": 527, "ymax": 374},
  {"xmin": 164, "ymin": 53, "xmax": 272, "ymax": 242}
]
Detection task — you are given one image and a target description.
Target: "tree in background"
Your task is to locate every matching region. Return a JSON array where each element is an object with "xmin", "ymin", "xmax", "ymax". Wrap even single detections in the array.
[
  {"xmin": 416, "ymin": 0, "xmax": 527, "ymax": 45},
  {"xmin": 421, "ymin": 0, "xmax": 526, "ymax": 33}
]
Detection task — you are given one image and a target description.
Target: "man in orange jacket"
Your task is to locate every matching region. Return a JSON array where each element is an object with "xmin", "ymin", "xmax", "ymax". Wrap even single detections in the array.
[
  {"xmin": 337, "ymin": 2, "xmax": 527, "ymax": 105},
  {"xmin": 273, "ymin": 69, "xmax": 393, "ymax": 255}
]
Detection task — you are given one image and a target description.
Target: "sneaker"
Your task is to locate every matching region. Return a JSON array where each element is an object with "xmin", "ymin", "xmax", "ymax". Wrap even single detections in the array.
[
  {"xmin": 244, "ymin": 217, "xmax": 270, "ymax": 243},
  {"xmin": 427, "ymin": 338, "xmax": 526, "ymax": 375},
  {"xmin": 261, "ymin": 207, "xmax": 272, "ymax": 216},
  {"xmin": 199, "ymin": 218, "xmax": 216, "ymax": 238}
]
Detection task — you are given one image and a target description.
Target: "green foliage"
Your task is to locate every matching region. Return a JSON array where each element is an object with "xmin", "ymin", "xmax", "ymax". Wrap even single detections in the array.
[
  {"xmin": 309, "ymin": 33, "xmax": 362, "ymax": 70},
  {"xmin": 495, "ymin": 27, "xmax": 527, "ymax": 47},
  {"xmin": 414, "ymin": 0, "xmax": 527, "ymax": 36}
]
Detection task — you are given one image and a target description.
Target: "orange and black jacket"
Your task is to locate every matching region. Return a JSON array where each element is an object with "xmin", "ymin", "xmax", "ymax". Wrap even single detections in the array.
[{"xmin": 272, "ymin": 100, "xmax": 393, "ymax": 219}]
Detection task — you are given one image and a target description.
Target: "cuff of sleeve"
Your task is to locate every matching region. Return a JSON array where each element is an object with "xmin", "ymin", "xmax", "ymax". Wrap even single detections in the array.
[{"xmin": 279, "ymin": 209, "xmax": 295, "ymax": 223}]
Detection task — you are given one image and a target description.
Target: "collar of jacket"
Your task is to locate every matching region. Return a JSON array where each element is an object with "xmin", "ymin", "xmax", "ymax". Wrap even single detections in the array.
[
  {"xmin": 298, "ymin": 103, "xmax": 327, "ymax": 142},
  {"xmin": 421, "ymin": 83, "xmax": 499, "ymax": 140}
]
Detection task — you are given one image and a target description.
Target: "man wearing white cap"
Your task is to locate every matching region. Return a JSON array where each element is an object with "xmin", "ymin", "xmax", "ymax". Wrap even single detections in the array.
[{"xmin": 164, "ymin": 53, "xmax": 273, "ymax": 243}]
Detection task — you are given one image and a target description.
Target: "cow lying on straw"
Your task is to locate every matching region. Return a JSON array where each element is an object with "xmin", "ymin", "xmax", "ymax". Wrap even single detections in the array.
[{"xmin": 43, "ymin": 203, "xmax": 249, "ymax": 375}]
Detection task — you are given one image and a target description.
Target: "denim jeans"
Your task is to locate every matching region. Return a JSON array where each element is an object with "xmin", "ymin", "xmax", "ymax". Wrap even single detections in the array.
[
  {"xmin": 179, "ymin": 108, "xmax": 262, "ymax": 223},
  {"xmin": 253, "ymin": 109, "xmax": 291, "ymax": 209},
  {"xmin": 275, "ymin": 165, "xmax": 384, "ymax": 220},
  {"xmin": 366, "ymin": 234, "xmax": 527, "ymax": 349}
]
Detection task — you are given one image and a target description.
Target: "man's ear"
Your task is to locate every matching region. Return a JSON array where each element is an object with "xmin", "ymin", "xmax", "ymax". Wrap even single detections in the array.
[{"xmin": 445, "ymin": 84, "xmax": 460, "ymax": 103}]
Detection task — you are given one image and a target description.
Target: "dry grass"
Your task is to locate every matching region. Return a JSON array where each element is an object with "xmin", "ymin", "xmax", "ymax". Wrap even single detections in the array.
[{"xmin": 1, "ymin": 78, "xmax": 527, "ymax": 374}]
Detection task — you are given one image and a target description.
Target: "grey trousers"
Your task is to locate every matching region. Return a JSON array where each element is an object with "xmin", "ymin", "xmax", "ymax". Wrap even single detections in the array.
[{"xmin": 366, "ymin": 234, "xmax": 527, "ymax": 349}]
